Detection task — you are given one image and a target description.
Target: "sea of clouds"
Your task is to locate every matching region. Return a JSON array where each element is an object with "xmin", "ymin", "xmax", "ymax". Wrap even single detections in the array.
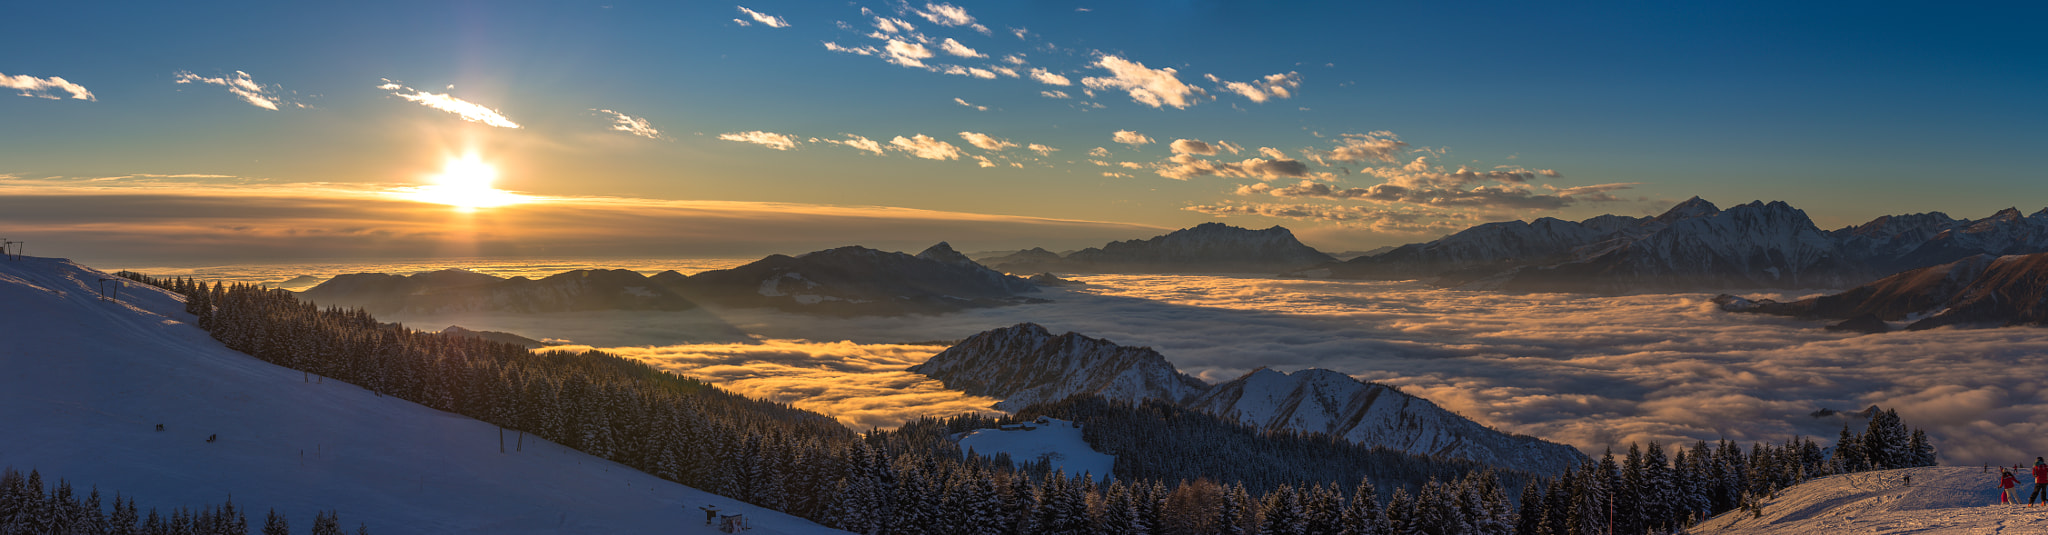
[{"xmin": 386, "ymin": 274, "xmax": 2048, "ymax": 466}]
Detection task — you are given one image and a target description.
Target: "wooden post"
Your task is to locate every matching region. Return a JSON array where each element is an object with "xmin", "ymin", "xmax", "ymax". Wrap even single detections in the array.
[{"xmin": 499, "ymin": 427, "xmax": 505, "ymax": 453}]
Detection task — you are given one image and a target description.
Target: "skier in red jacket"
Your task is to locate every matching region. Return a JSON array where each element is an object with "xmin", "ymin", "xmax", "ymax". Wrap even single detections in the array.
[
  {"xmin": 2031, "ymin": 457, "xmax": 2048, "ymax": 506},
  {"xmin": 2001, "ymin": 469, "xmax": 2020, "ymax": 504}
]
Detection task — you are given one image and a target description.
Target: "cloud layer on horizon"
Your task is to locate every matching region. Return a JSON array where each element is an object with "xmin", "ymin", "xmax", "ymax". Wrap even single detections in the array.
[{"xmin": 0, "ymin": 178, "xmax": 1163, "ymax": 264}]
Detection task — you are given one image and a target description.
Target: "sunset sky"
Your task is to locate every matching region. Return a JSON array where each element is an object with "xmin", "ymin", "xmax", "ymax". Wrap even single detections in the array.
[{"xmin": 3, "ymin": 1, "xmax": 2041, "ymax": 264}]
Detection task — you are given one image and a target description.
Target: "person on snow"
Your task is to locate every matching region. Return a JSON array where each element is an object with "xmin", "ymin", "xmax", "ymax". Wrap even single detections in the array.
[
  {"xmin": 2032, "ymin": 457, "xmax": 2048, "ymax": 506},
  {"xmin": 2000, "ymin": 469, "xmax": 2019, "ymax": 504}
]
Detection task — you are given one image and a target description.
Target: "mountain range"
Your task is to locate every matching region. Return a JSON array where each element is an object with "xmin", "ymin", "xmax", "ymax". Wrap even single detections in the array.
[
  {"xmin": 1714, "ymin": 251, "xmax": 2048, "ymax": 333},
  {"xmin": 910, "ymin": 323, "xmax": 1587, "ymax": 474},
  {"xmin": 1319, "ymin": 197, "xmax": 2048, "ymax": 293},
  {"xmin": 978, "ymin": 222, "xmax": 1336, "ymax": 274},
  {"xmin": 299, "ymin": 242, "xmax": 1043, "ymax": 316}
]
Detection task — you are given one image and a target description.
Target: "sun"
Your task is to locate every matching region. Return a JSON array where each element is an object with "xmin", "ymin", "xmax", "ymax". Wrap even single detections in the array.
[{"xmin": 398, "ymin": 153, "xmax": 528, "ymax": 210}]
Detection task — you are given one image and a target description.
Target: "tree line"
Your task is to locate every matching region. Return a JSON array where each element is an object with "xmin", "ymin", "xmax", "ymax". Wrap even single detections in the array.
[
  {"xmin": 114, "ymin": 273, "xmax": 1937, "ymax": 535},
  {"xmin": 0, "ymin": 467, "xmax": 359, "ymax": 535}
]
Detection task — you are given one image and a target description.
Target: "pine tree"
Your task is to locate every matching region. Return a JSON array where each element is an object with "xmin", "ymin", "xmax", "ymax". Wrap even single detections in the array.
[
  {"xmin": 1340, "ymin": 477, "xmax": 1389, "ymax": 535},
  {"xmin": 1255, "ymin": 483, "xmax": 1305, "ymax": 535},
  {"xmin": 263, "ymin": 509, "xmax": 289, "ymax": 535},
  {"xmin": 1382, "ymin": 488, "xmax": 1412, "ymax": 535},
  {"xmin": 1516, "ymin": 482, "xmax": 1548, "ymax": 535},
  {"xmin": 313, "ymin": 510, "xmax": 344, "ymax": 535},
  {"xmin": 1301, "ymin": 483, "xmax": 1341, "ymax": 535}
]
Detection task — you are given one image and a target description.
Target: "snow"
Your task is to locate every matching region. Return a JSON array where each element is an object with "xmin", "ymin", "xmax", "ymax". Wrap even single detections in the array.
[
  {"xmin": 956, "ymin": 418, "xmax": 1115, "ymax": 482},
  {"xmin": 1693, "ymin": 467, "xmax": 2048, "ymax": 534},
  {"xmin": 0, "ymin": 257, "xmax": 846, "ymax": 534}
]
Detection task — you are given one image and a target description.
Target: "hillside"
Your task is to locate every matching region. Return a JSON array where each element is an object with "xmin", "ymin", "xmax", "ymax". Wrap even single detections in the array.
[
  {"xmin": 1715, "ymin": 252, "xmax": 2048, "ymax": 331},
  {"xmin": 983, "ymin": 222, "xmax": 1335, "ymax": 274},
  {"xmin": 1692, "ymin": 467, "xmax": 2043, "ymax": 534},
  {"xmin": 0, "ymin": 257, "xmax": 844, "ymax": 534},
  {"xmin": 913, "ymin": 323, "xmax": 1586, "ymax": 474},
  {"xmin": 1323, "ymin": 197, "xmax": 2048, "ymax": 293}
]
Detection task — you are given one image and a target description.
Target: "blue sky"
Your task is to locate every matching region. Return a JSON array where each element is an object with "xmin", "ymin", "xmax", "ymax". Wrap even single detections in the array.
[{"xmin": 2, "ymin": 1, "xmax": 2042, "ymax": 263}]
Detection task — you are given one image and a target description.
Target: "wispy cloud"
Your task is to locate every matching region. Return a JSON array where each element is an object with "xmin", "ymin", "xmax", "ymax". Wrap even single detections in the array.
[
  {"xmin": 734, "ymin": 6, "xmax": 790, "ymax": 28},
  {"xmin": 958, "ymin": 131, "xmax": 1016, "ymax": 151},
  {"xmin": 813, "ymin": 134, "xmax": 886, "ymax": 155},
  {"xmin": 173, "ymin": 70, "xmax": 299, "ymax": 110},
  {"xmin": 1308, "ymin": 131, "xmax": 1407, "ymax": 164},
  {"xmin": 1027, "ymin": 143, "xmax": 1058, "ymax": 156},
  {"xmin": 1185, "ymin": 202, "xmax": 1464, "ymax": 232},
  {"xmin": 1206, "ymin": 71, "xmax": 1302, "ymax": 103},
  {"xmin": 718, "ymin": 130, "xmax": 800, "ymax": 150},
  {"xmin": 1111, "ymin": 130, "xmax": 1154, "ymax": 146},
  {"xmin": 1082, "ymin": 55, "xmax": 1204, "ymax": 109},
  {"xmin": 1039, "ymin": 90, "xmax": 1071, "ymax": 99},
  {"xmin": 1, "ymin": 72, "xmax": 95, "ymax": 101},
  {"xmin": 889, "ymin": 134, "xmax": 964, "ymax": 160},
  {"xmin": 594, "ymin": 109, "xmax": 661, "ymax": 139},
  {"xmin": 824, "ymin": 41, "xmax": 879, "ymax": 56},
  {"xmin": 952, "ymin": 97, "xmax": 987, "ymax": 111},
  {"xmin": 915, "ymin": 2, "xmax": 987, "ymax": 34},
  {"xmin": 1170, "ymin": 139, "xmax": 1219, "ymax": 156},
  {"xmin": 378, "ymin": 80, "xmax": 520, "ymax": 128}
]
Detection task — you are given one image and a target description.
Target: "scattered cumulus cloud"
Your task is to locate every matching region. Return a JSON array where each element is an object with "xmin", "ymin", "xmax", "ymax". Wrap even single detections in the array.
[
  {"xmin": 958, "ymin": 131, "xmax": 1017, "ymax": 151},
  {"xmin": 915, "ymin": 2, "xmax": 986, "ymax": 34},
  {"xmin": 718, "ymin": 130, "xmax": 800, "ymax": 150},
  {"xmin": 1155, "ymin": 155, "xmax": 1314, "ymax": 181},
  {"xmin": 1081, "ymin": 55, "xmax": 1204, "ymax": 109},
  {"xmin": 1027, "ymin": 143, "xmax": 1058, "ymax": 156},
  {"xmin": 884, "ymin": 39, "xmax": 935, "ymax": 68},
  {"xmin": 938, "ymin": 38, "xmax": 984, "ymax": 58},
  {"xmin": 1170, "ymin": 139, "xmax": 1219, "ymax": 156},
  {"xmin": 952, "ymin": 97, "xmax": 988, "ymax": 111},
  {"xmin": 172, "ymin": 70, "xmax": 299, "ymax": 110},
  {"xmin": 1112, "ymin": 130, "xmax": 1154, "ymax": 146},
  {"xmin": 889, "ymin": 134, "xmax": 964, "ymax": 160},
  {"xmin": 1309, "ymin": 131, "xmax": 1408, "ymax": 164},
  {"xmin": 1030, "ymin": 68, "xmax": 1072, "ymax": 86},
  {"xmin": 1039, "ymin": 90, "xmax": 1071, "ymax": 99},
  {"xmin": 594, "ymin": 109, "xmax": 661, "ymax": 139},
  {"xmin": 735, "ymin": 6, "xmax": 790, "ymax": 27},
  {"xmin": 873, "ymin": 16, "xmax": 916, "ymax": 33},
  {"xmin": 379, "ymin": 80, "xmax": 520, "ymax": 128},
  {"xmin": 1089, "ymin": 147, "xmax": 1111, "ymax": 157},
  {"xmin": 1259, "ymin": 147, "xmax": 1286, "ymax": 159},
  {"xmin": 2, "ymin": 72, "xmax": 95, "ymax": 101}
]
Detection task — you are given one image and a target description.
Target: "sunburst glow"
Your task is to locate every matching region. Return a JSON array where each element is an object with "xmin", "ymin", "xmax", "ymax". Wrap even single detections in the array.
[{"xmin": 397, "ymin": 153, "xmax": 528, "ymax": 210}]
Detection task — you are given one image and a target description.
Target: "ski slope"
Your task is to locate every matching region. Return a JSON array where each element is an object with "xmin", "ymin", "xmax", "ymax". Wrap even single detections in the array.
[
  {"xmin": 1693, "ymin": 466, "xmax": 2048, "ymax": 534},
  {"xmin": 0, "ymin": 257, "xmax": 845, "ymax": 534},
  {"xmin": 956, "ymin": 418, "xmax": 1115, "ymax": 482}
]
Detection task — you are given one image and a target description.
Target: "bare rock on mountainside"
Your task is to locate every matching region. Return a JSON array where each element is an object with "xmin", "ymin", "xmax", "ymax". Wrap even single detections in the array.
[
  {"xmin": 1323, "ymin": 197, "xmax": 2048, "ymax": 294},
  {"xmin": 913, "ymin": 323, "xmax": 1587, "ymax": 474},
  {"xmin": 986, "ymin": 223, "xmax": 1336, "ymax": 274},
  {"xmin": 1716, "ymin": 251, "xmax": 2048, "ymax": 331}
]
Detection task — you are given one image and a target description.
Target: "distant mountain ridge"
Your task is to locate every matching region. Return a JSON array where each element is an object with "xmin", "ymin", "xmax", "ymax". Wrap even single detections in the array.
[
  {"xmin": 911, "ymin": 323, "xmax": 1588, "ymax": 474},
  {"xmin": 300, "ymin": 242, "xmax": 1044, "ymax": 316},
  {"xmin": 980, "ymin": 222, "xmax": 1336, "ymax": 274},
  {"xmin": 1714, "ymin": 251, "xmax": 2048, "ymax": 332},
  {"xmin": 1319, "ymin": 197, "xmax": 2048, "ymax": 293}
]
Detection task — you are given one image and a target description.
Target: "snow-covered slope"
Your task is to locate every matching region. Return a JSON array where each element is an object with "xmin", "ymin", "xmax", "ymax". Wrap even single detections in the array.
[
  {"xmin": 1692, "ymin": 467, "xmax": 2045, "ymax": 534},
  {"xmin": 1190, "ymin": 368, "xmax": 1584, "ymax": 473},
  {"xmin": 955, "ymin": 418, "xmax": 1114, "ymax": 482},
  {"xmin": 0, "ymin": 256, "xmax": 844, "ymax": 534},
  {"xmin": 913, "ymin": 324, "xmax": 1585, "ymax": 474}
]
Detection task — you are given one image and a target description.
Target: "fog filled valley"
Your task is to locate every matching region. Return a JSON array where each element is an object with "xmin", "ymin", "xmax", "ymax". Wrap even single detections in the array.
[{"xmin": 252, "ymin": 267, "xmax": 2048, "ymax": 467}]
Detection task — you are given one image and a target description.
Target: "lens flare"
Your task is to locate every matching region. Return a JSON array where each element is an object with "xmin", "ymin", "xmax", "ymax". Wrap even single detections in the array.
[{"xmin": 397, "ymin": 153, "xmax": 528, "ymax": 210}]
